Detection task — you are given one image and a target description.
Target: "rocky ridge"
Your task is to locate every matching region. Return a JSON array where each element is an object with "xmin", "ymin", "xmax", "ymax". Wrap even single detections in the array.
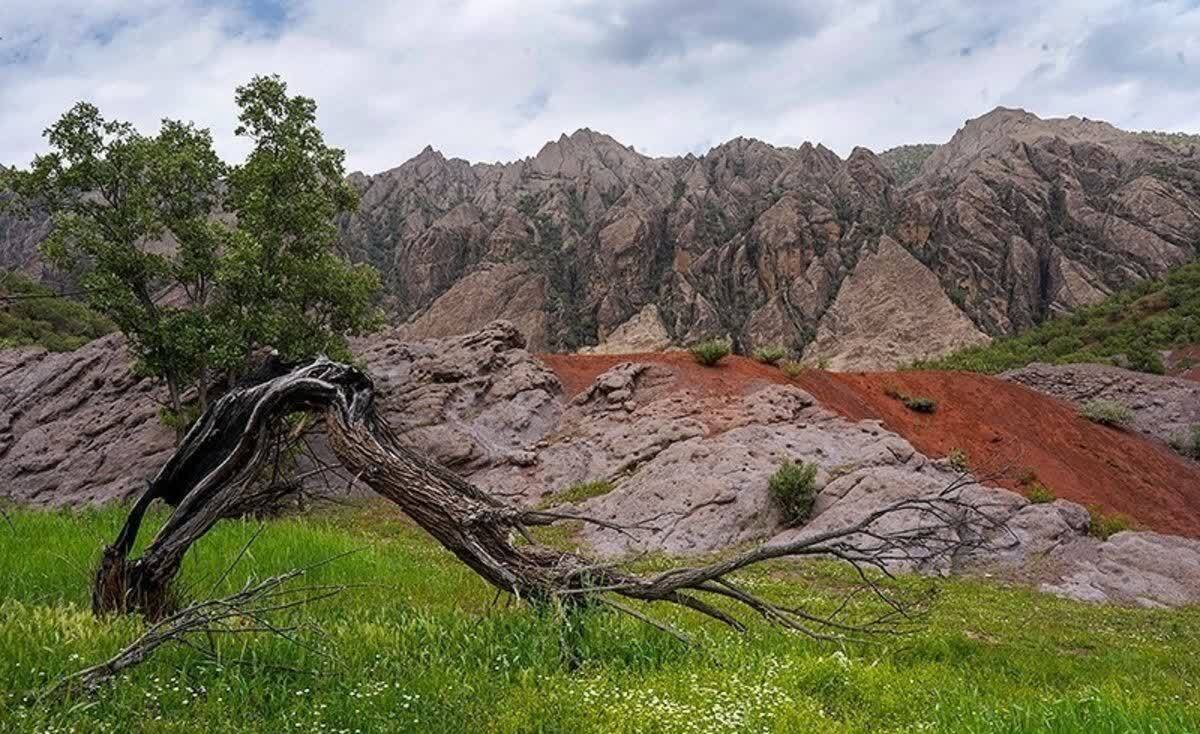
[
  {"xmin": 7, "ymin": 108, "xmax": 1200, "ymax": 368},
  {"xmin": 337, "ymin": 107, "xmax": 1200, "ymax": 365},
  {"xmin": 3, "ymin": 323, "xmax": 1199, "ymax": 608}
]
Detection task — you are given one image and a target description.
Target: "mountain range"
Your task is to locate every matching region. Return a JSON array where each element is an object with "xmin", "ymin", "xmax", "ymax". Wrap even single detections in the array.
[{"xmin": 5, "ymin": 107, "xmax": 1200, "ymax": 367}]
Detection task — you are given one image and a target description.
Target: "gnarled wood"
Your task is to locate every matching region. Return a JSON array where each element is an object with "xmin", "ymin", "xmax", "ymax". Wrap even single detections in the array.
[{"xmin": 94, "ymin": 357, "xmax": 1010, "ymax": 638}]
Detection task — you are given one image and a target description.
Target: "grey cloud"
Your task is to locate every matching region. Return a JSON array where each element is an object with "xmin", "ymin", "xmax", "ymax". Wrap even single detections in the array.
[
  {"xmin": 1067, "ymin": 15, "xmax": 1198, "ymax": 91},
  {"xmin": 574, "ymin": 0, "xmax": 834, "ymax": 64},
  {"xmin": 2, "ymin": 0, "xmax": 1199, "ymax": 175}
]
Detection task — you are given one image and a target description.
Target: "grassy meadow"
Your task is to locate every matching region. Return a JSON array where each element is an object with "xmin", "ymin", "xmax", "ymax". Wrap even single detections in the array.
[{"xmin": 0, "ymin": 504, "xmax": 1197, "ymax": 733}]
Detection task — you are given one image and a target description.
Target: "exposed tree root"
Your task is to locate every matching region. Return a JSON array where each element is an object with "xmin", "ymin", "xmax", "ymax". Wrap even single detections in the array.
[{"xmin": 94, "ymin": 357, "xmax": 1012, "ymax": 640}]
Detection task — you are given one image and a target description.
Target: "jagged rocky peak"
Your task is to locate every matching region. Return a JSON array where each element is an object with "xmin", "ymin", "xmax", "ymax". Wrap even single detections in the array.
[{"xmin": 7, "ymin": 108, "xmax": 1200, "ymax": 369}]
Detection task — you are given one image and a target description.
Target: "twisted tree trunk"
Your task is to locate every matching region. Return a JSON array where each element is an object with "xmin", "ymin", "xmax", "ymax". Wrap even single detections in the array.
[{"xmin": 94, "ymin": 357, "xmax": 1009, "ymax": 638}]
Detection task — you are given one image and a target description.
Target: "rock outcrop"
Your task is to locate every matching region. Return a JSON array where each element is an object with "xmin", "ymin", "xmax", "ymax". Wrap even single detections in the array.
[
  {"xmin": 11, "ymin": 108, "xmax": 1199, "ymax": 368},
  {"xmin": 802, "ymin": 236, "xmax": 989, "ymax": 369},
  {"xmin": 1003, "ymin": 362, "xmax": 1200, "ymax": 450},
  {"xmin": 4, "ymin": 324, "xmax": 1200, "ymax": 608},
  {"xmin": 0, "ymin": 335, "xmax": 175, "ymax": 505},
  {"xmin": 331, "ymin": 108, "xmax": 1200, "ymax": 365}
]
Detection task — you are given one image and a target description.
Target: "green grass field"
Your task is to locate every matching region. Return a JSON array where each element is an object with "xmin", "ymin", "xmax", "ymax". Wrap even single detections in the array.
[{"xmin": 1, "ymin": 504, "xmax": 1197, "ymax": 733}]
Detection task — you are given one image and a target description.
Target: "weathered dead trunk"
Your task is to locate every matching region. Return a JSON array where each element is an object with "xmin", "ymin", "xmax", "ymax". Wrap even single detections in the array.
[{"xmin": 94, "ymin": 357, "xmax": 1010, "ymax": 637}]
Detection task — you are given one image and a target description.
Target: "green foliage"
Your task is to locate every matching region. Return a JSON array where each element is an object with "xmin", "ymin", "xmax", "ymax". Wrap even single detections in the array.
[
  {"xmin": 1088, "ymin": 506, "xmax": 1135, "ymax": 539},
  {"xmin": 688, "ymin": 338, "xmax": 730, "ymax": 366},
  {"xmin": 769, "ymin": 460, "xmax": 819, "ymax": 525},
  {"xmin": 779, "ymin": 359, "xmax": 805, "ymax": 378},
  {"xmin": 518, "ymin": 210, "xmax": 594, "ymax": 351},
  {"xmin": 2, "ymin": 506, "xmax": 1200, "ymax": 732},
  {"xmin": 752, "ymin": 344, "xmax": 789, "ymax": 365},
  {"xmin": 878, "ymin": 143, "xmax": 938, "ymax": 185},
  {"xmin": 885, "ymin": 386, "xmax": 937, "ymax": 413},
  {"xmin": 1078, "ymin": 399, "xmax": 1133, "ymax": 428},
  {"xmin": 221, "ymin": 75, "xmax": 382, "ymax": 365},
  {"xmin": 0, "ymin": 271, "xmax": 113, "ymax": 350},
  {"xmin": 1026, "ymin": 483, "xmax": 1056, "ymax": 504},
  {"xmin": 538, "ymin": 479, "xmax": 616, "ymax": 509},
  {"xmin": 905, "ymin": 396, "xmax": 938, "ymax": 413},
  {"xmin": 946, "ymin": 448, "xmax": 969, "ymax": 472},
  {"xmin": 5, "ymin": 76, "xmax": 382, "ymax": 426},
  {"xmin": 914, "ymin": 263, "xmax": 1200, "ymax": 374},
  {"xmin": 1168, "ymin": 425, "xmax": 1200, "ymax": 460},
  {"xmin": 1135, "ymin": 130, "xmax": 1200, "ymax": 150}
]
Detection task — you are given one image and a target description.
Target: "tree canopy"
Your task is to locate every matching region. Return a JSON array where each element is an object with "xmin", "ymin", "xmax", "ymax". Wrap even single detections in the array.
[{"xmin": 2, "ymin": 75, "xmax": 381, "ymax": 429}]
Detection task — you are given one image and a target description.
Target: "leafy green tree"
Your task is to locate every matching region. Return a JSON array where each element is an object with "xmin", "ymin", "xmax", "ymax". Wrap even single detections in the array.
[
  {"xmin": 3, "ymin": 75, "xmax": 381, "ymax": 437},
  {"xmin": 3, "ymin": 104, "xmax": 226, "ymax": 429},
  {"xmin": 216, "ymin": 75, "xmax": 381, "ymax": 368}
]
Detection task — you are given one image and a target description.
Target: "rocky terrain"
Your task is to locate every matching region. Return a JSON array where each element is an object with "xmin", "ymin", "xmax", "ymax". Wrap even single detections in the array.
[
  {"xmin": 4, "ymin": 323, "xmax": 1200, "ymax": 608},
  {"xmin": 1004, "ymin": 362, "xmax": 1200, "ymax": 449},
  {"xmin": 6, "ymin": 108, "xmax": 1200, "ymax": 367},
  {"xmin": 334, "ymin": 108, "xmax": 1200, "ymax": 365}
]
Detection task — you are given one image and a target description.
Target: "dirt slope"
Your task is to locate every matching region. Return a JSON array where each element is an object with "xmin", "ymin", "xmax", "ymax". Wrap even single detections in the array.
[{"xmin": 540, "ymin": 353, "xmax": 1200, "ymax": 539}]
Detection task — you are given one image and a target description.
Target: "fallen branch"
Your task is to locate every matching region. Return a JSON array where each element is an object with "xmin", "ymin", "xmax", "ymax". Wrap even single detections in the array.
[
  {"xmin": 49, "ymin": 568, "xmax": 343, "ymax": 698},
  {"xmin": 93, "ymin": 357, "xmax": 1013, "ymax": 643}
]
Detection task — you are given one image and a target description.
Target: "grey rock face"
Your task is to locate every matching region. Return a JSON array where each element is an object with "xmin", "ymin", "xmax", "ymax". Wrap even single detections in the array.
[
  {"xmin": 0, "ymin": 335, "xmax": 175, "ymax": 505},
  {"xmin": 13, "ymin": 109, "xmax": 1200, "ymax": 369}
]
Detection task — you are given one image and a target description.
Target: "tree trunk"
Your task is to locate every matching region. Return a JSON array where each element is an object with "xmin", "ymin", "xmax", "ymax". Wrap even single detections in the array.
[{"xmin": 93, "ymin": 358, "xmax": 1008, "ymax": 638}]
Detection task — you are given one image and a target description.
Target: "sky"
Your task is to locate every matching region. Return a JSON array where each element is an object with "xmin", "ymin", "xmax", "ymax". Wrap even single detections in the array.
[{"xmin": 2, "ymin": 0, "xmax": 1199, "ymax": 174}]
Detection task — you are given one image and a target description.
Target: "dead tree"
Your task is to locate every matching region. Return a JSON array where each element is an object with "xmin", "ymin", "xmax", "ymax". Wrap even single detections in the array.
[{"xmin": 94, "ymin": 358, "xmax": 1010, "ymax": 638}]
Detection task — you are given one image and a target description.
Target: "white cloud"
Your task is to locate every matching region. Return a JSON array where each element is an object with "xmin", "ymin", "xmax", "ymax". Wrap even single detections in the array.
[{"xmin": 2, "ymin": 0, "xmax": 1199, "ymax": 174}]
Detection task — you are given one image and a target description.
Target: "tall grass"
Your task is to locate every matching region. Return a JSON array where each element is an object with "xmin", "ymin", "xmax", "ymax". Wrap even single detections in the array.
[{"xmin": 1, "ymin": 504, "xmax": 1198, "ymax": 733}]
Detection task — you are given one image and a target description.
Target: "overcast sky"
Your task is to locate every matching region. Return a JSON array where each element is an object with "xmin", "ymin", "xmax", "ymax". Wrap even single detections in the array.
[{"xmin": 3, "ymin": 0, "xmax": 1199, "ymax": 174}]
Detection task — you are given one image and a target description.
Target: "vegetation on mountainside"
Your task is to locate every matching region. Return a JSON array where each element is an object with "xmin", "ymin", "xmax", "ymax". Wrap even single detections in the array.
[
  {"xmin": 884, "ymin": 386, "xmax": 938, "ymax": 414},
  {"xmin": 0, "ymin": 270, "xmax": 112, "ymax": 351},
  {"xmin": 536, "ymin": 479, "xmax": 616, "ymax": 509},
  {"xmin": 752, "ymin": 344, "xmax": 789, "ymax": 365},
  {"xmin": 1170, "ymin": 424, "xmax": 1200, "ymax": 459},
  {"xmin": 1135, "ymin": 130, "xmax": 1200, "ymax": 150},
  {"xmin": 878, "ymin": 143, "xmax": 938, "ymax": 185},
  {"xmin": 1078, "ymin": 399, "xmax": 1134, "ymax": 428},
  {"xmin": 1, "ymin": 75, "xmax": 381, "ymax": 428},
  {"xmin": 769, "ymin": 460, "xmax": 819, "ymax": 525},
  {"xmin": 1088, "ymin": 507, "xmax": 1136, "ymax": 540},
  {"xmin": 688, "ymin": 338, "xmax": 730, "ymax": 366},
  {"xmin": 913, "ymin": 262, "xmax": 1200, "ymax": 374},
  {"xmin": 2, "ymin": 506, "xmax": 1198, "ymax": 733}
]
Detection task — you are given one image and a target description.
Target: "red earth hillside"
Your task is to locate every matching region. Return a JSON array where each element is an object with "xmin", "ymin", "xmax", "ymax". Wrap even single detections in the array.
[{"xmin": 539, "ymin": 353, "xmax": 1200, "ymax": 539}]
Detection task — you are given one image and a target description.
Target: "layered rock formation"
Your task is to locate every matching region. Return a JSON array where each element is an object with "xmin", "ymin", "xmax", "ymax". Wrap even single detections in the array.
[
  {"xmin": 332, "ymin": 108, "xmax": 1200, "ymax": 366},
  {"xmin": 6, "ymin": 108, "xmax": 1200, "ymax": 367},
  {"xmin": 5, "ymin": 323, "xmax": 1200, "ymax": 607}
]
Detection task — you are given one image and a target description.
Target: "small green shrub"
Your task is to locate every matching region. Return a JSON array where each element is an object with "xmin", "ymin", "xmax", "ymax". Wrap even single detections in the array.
[
  {"xmin": 769, "ymin": 460, "xmax": 819, "ymax": 526},
  {"xmin": 158, "ymin": 404, "xmax": 202, "ymax": 432},
  {"xmin": 904, "ymin": 396, "xmax": 938, "ymax": 413},
  {"xmin": 946, "ymin": 448, "xmax": 969, "ymax": 472},
  {"xmin": 780, "ymin": 359, "xmax": 805, "ymax": 378},
  {"xmin": 1026, "ymin": 482, "xmax": 1056, "ymax": 504},
  {"xmin": 752, "ymin": 344, "xmax": 789, "ymax": 365},
  {"xmin": 1168, "ymin": 424, "xmax": 1200, "ymax": 459},
  {"xmin": 883, "ymin": 386, "xmax": 937, "ymax": 413},
  {"xmin": 689, "ymin": 339, "xmax": 731, "ymax": 366},
  {"xmin": 1078, "ymin": 399, "xmax": 1133, "ymax": 428},
  {"xmin": 1087, "ymin": 506, "xmax": 1134, "ymax": 539},
  {"xmin": 538, "ymin": 479, "xmax": 615, "ymax": 509}
]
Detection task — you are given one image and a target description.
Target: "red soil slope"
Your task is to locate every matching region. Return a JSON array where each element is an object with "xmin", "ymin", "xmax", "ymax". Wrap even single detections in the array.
[{"xmin": 539, "ymin": 353, "xmax": 1200, "ymax": 538}]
